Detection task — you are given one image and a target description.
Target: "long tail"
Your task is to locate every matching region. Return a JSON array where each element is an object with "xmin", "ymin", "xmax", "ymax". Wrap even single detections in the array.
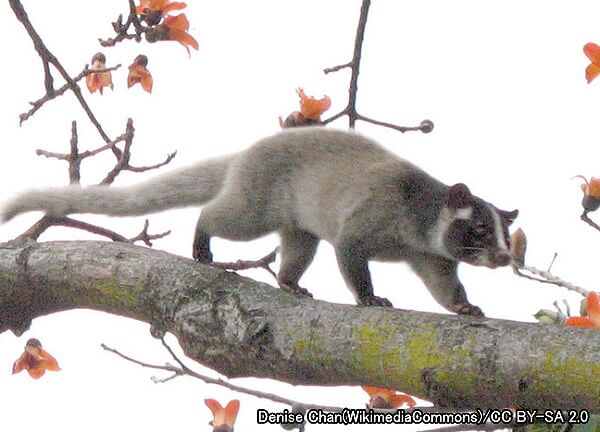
[{"xmin": 1, "ymin": 155, "xmax": 233, "ymax": 222}]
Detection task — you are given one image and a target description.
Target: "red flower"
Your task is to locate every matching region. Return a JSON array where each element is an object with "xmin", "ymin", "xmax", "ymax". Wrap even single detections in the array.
[
  {"xmin": 135, "ymin": 0, "xmax": 187, "ymax": 15},
  {"xmin": 86, "ymin": 52, "xmax": 114, "ymax": 95},
  {"xmin": 297, "ymin": 88, "xmax": 331, "ymax": 120},
  {"xmin": 584, "ymin": 43, "xmax": 600, "ymax": 84},
  {"xmin": 145, "ymin": 13, "xmax": 199, "ymax": 55},
  {"xmin": 565, "ymin": 292, "xmax": 600, "ymax": 329},
  {"xmin": 12, "ymin": 338, "xmax": 61, "ymax": 379},
  {"xmin": 362, "ymin": 385, "xmax": 416, "ymax": 409},
  {"xmin": 574, "ymin": 175, "xmax": 600, "ymax": 212},
  {"xmin": 576, "ymin": 175, "xmax": 600, "ymax": 199},
  {"xmin": 128, "ymin": 55, "xmax": 153, "ymax": 93},
  {"xmin": 205, "ymin": 399, "xmax": 240, "ymax": 432}
]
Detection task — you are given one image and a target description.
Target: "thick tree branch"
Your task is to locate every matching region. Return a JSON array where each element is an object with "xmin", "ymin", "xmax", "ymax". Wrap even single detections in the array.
[{"xmin": 0, "ymin": 240, "xmax": 599, "ymax": 411}]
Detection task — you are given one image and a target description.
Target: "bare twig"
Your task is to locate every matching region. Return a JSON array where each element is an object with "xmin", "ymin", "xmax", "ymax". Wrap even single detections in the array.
[
  {"xmin": 19, "ymin": 65, "xmax": 122, "ymax": 125},
  {"xmin": 99, "ymin": 119, "xmax": 177, "ymax": 185},
  {"xmin": 320, "ymin": 0, "xmax": 433, "ymax": 135},
  {"xmin": 68, "ymin": 121, "xmax": 81, "ymax": 184},
  {"xmin": 10, "ymin": 0, "xmax": 126, "ymax": 163},
  {"xmin": 581, "ymin": 211, "xmax": 600, "ymax": 233},
  {"xmin": 18, "ymin": 213, "xmax": 172, "ymax": 245},
  {"xmin": 103, "ymin": 339, "xmax": 511, "ymax": 432},
  {"xmin": 356, "ymin": 114, "xmax": 433, "ymax": 134},
  {"xmin": 323, "ymin": 62, "xmax": 352, "ymax": 74},
  {"xmin": 127, "ymin": 152, "xmax": 178, "ymax": 173},
  {"xmin": 514, "ymin": 264, "xmax": 591, "ymax": 297},
  {"xmin": 128, "ymin": 220, "xmax": 171, "ymax": 246},
  {"xmin": 100, "ymin": 119, "xmax": 136, "ymax": 185},
  {"xmin": 99, "ymin": 0, "xmax": 146, "ymax": 47},
  {"xmin": 547, "ymin": 252, "xmax": 558, "ymax": 272},
  {"xmin": 211, "ymin": 248, "xmax": 279, "ymax": 280},
  {"xmin": 59, "ymin": 217, "xmax": 131, "ymax": 242},
  {"xmin": 102, "ymin": 340, "xmax": 342, "ymax": 411}
]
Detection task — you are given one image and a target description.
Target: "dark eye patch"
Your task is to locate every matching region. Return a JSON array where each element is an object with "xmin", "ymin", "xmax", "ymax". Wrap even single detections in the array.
[{"xmin": 444, "ymin": 199, "xmax": 503, "ymax": 261}]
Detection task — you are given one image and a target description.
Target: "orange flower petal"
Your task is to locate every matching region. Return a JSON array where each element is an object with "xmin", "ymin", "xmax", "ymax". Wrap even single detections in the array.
[
  {"xmin": 565, "ymin": 316, "xmax": 597, "ymax": 328},
  {"xmin": 297, "ymin": 88, "xmax": 331, "ymax": 120},
  {"xmin": 12, "ymin": 341, "xmax": 60, "ymax": 379},
  {"xmin": 12, "ymin": 352, "xmax": 28, "ymax": 375},
  {"xmin": 586, "ymin": 292, "xmax": 600, "ymax": 327},
  {"xmin": 362, "ymin": 385, "xmax": 385, "ymax": 399},
  {"xmin": 86, "ymin": 74, "xmax": 100, "ymax": 93},
  {"xmin": 223, "ymin": 400, "xmax": 240, "ymax": 427},
  {"xmin": 27, "ymin": 367, "xmax": 47, "ymax": 379},
  {"xmin": 586, "ymin": 63, "xmax": 600, "ymax": 84},
  {"xmin": 162, "ymin": 2, "xmax": 187, "ymax": 14},
  {"xmin": 362, "ymin": 386, "xmax": 416, "ymax": 409},
  {"xmin": 86, "ymin": 72, "xmax": 114, "ymax": 94},
  {"xmin": 135, "ymin": 0, "xmax": 151, "ymax": 14},
  {"xmin": 37, "ymin": 348, "xmax": 61, "ymax": 372},
  {"xmin": 137, "ymin": 0, "xmax": 166, "ymax": 13},
  {"xmin": 170, "ymin": 29, "xmax": 199, "ymax": 51},
  {"xmin": 389, "ymin": 393, "xmax": 417, "ymax": 408},
  {"xmin": 205, "ymin": 399, "xmax": 240, "ymax": 428},
  {"xmin": 128, "ymin": 64, "xmax": 153, "ymax": 93},
  {"xmin": 141, "ymin": 74, "xmax": 153, "ymax": 92},
  {"xmin": 164, "ymin": 14, "xmax": 190, "ymax": 31},
  {"xmin": 587, "ymin": 178, "xmax": 600, "ymax": 198},
  {"xmin": 584, "ymin": 43, "xmax": 600, "ymax": 64}
]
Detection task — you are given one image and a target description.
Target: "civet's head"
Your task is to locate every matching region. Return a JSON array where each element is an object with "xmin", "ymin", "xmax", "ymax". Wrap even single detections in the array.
[{"xmin": 441, "ymin": 183, "xmax": 518, "ymax": 268}]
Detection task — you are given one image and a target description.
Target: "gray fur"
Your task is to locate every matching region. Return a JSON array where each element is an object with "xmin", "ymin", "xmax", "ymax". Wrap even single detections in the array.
[
  {"xmin": 1, "ymin": 156, "xmax": 230, "ymax": 220},
  {"xmin": 1, "ymin": 127, "xmax": 516, "ymax": 315}
]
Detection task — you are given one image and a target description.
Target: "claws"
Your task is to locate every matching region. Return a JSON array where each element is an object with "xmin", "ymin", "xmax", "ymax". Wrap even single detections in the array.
[
  {"xmin": 454, "ymin": 303, "xmax": 484, "ymax": 317},
  {"xmin": 359, "ymin": 295, "xmax": 393, "ymax": 307},
  {"xmin": 280, "ymin": 283, "xmax": 313, "ymax": 298}
]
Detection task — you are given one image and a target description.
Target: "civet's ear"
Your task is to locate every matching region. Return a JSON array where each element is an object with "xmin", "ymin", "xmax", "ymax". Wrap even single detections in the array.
[
  {"xmin": 447, "ymin": 183, "xmax": 472, "ymax": 209},
  {"xmin": 501, "ymin": 209, "xmax": 519, "ymax": 225}
]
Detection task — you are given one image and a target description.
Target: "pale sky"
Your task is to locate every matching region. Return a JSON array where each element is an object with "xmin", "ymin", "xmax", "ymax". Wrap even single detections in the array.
[{"xmin": 1, "ymin": 1, "xmax": 600, "ymax": 431}]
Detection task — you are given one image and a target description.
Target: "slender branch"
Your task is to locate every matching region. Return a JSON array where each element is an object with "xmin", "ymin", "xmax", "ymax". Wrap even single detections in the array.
[
  {"xmin": 101, "ymin": 343, "xmax": 176, "ymax": 371},
  {"xmin": 356, "ymin": 114, "xmax": 434, "ymax": 134},
  {"xmin": 346, "ymin": 0, "xmax": 370, "ymax": 127},
  {"xmin": 59, "ymin": 217, "xmax": 131, "ymax": 242},
  {"xmin": 99, "ymin": 0, "xmax": 146, "ymax": 47},
  {"xmin": 514, "ymin": 264, "xmax": 591, "ymax": 297},
  {"xmin": 211, "ymin": 248, "xmax": 279, "ymax": 280},
  {"xmin": 127, "ymin": 152, "xmax": 178, "ymax": 173},
  {"xmin": 9, "ymin": 0, "xmax": 121, "ymax": 159},
  {"xmin": 69, "ymin": 121, "xmax": 81, "ymax": 185},
  {"xmin": 102, "ymin": 340, "xmax": 343, "ymax": 411},
  {"xmin": 17, "ymin": 214, "xmax": 170, "ymax": 245},
  {"xmin": 128, "ymin": 220, "xmax": 171, "ymax": 246},
  {"xmin": 100, "ymin": 119, "xmax": 136, "ymax": 185},
  {"xmin": 19, "ymin": 65, "xmax": 122, "ymax": 125},
  {"xmin": 581, "ymin": 211, "xmax": 600, "ymax": 232},
  {"xmin": 320, "ymin": 110, "xmax": 347, "ymax": 125},
  {"xmin": 320, "ymin": 0, "xmax": 434, "ymax": 135},
  {"xmin": 27, "ymin": 117, "xmax": 175, "ymax": 242},
  {"xmin": 102, "ymin": 338, "xmax": 516, "ymax": 432},
  {"xmin": 323, "ymin": 62, "xmax": 352, "ymax": 74}
]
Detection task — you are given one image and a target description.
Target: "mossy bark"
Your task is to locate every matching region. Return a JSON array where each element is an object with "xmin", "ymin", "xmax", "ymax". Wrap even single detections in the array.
[{"xmin": 0, "ymin": 239, "xmax": 599, "ymax": 410}]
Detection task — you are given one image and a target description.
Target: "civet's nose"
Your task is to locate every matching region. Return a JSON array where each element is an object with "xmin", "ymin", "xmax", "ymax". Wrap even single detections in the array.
[{"xmin": 492, "ymin": 250, "xmax": 512, "ymax": 267}]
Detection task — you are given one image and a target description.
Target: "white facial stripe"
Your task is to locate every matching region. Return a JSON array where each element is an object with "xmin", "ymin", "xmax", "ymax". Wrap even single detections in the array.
[
  {"xmin": 455, "ymin": 207, "xmax": 473, "ymax": 220},
  {"xmin": 429, "ymin": 207, "xmax": 452, "ymax": 258},
  {"xmin": 429, "ymin": 205, "xmax": 473, "ymax": 258},
  {"xmin": 489, "ymin": 204, "xmax": 508, "ymax": 251}
]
